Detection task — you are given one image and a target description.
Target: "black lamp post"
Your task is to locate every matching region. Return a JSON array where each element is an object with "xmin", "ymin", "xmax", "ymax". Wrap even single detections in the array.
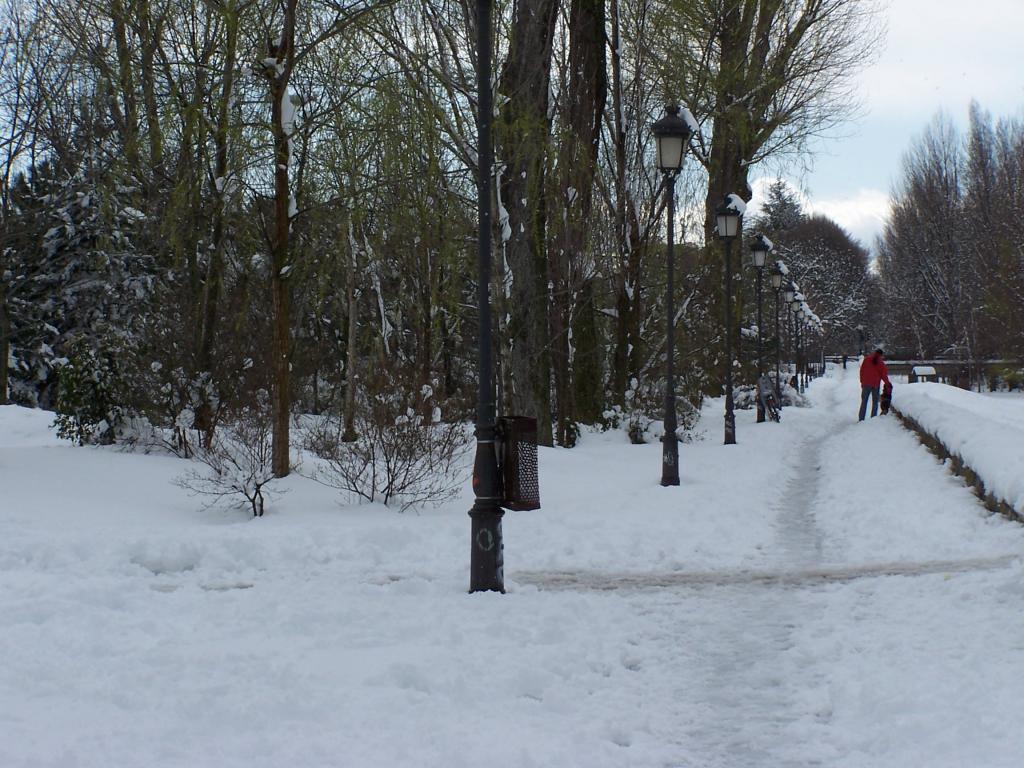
[
  {"xmin": 469, "ymin": 0, "xmax": 503, "ymax": 593},
  {"xmin": 750, "ymin": 235, "xmax": 771, "ymax": 423},
  {"xmin": 784, "ymin": 282, "xmax": 795, "ymax": 388},
  {"xmin": 715, "ymin": 196, "xmax": 743, "ymax": 445},
  {"xmin": 770, "ymin": 262, "xmax": 784, "ymax": 404},
  {"xmin": 789, "ymin": 293, "xmax": 801, "ymax": 390},
  {"xmin": 651, "ymin": 104, "xmax": 693, "ymax": 486},
  {"xmin": 796, "ymin": 307, "xmax": 806, "ymax": 393}
]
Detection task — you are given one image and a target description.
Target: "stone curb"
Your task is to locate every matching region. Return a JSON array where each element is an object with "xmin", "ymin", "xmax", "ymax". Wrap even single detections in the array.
[{"xmin": 892, "ymin": 406, "xmax": 1023, "ymax": 525}]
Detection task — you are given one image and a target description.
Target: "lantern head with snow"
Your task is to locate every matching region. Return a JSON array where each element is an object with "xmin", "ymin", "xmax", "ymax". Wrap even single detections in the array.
[
  {"xmin": 715, "ymin": 195, "xmax": 744, "ymax": 239},
  {"xmin": 651, "ymin": 105, "xmax": 695, "ymax": 175},
  {"xmin": 750, "ymin": 234, "xmax": 772, "ymax": 268}
]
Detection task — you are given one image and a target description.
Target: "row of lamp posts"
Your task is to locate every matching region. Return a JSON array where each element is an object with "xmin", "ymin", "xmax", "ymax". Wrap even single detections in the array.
[
  {"xmin": 652, "ymin": 103, "xmax": 821, "ymax": 465},
  {"xmin": 781, "ymin": 280, "xmax": 819, "ymax": 393},
  {"xmin": 651, "ymin": 107, "xmax": 750, "ymax": 464},
  {"xmin": 468, "ymin": 63, "xmax": 822, "ymax": 588}
]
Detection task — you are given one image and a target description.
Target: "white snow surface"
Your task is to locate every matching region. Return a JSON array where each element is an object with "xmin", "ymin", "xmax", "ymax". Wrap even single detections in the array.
[
  {"xmin": 680, "ymin": 106, "xmax": 700, "ymax": 136},
  {"xmin": 3, "ymin": 367, "xmax": 1024, "ymax": 767},
  {"xmin": 894, "ymin": 381, "xmax": 1024, "ymax": 514}
]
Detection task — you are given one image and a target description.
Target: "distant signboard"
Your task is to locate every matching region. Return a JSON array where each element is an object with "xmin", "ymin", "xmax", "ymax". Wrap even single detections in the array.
[{"xmin": 910, "ymin": 365, "xmax": 937, "ymax": 383}]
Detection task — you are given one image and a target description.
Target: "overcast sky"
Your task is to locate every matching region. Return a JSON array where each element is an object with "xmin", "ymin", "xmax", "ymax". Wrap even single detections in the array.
[{"xmin": 746, "ymin": 0, "xmax": 1024, "ymax": 253}]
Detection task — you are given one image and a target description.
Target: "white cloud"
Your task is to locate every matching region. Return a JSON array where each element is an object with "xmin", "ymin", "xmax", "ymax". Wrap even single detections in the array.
[
  {"xmin": 746, "ymin": 177, "xmax": 892, "ymax": 253},
  {"xmin": 807, "ymin": 190, "xmax": 892, "ymax": 251}
]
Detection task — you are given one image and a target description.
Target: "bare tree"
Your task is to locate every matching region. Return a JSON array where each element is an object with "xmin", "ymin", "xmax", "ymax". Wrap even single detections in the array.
[
  {"xmin": 548, "ymin": 0, "xmax": 607, "ymax": 443},
  {"xmin": 255, "ymin": 0, "xmax": 398, "ymax": 477},
  {"xmin": 651, "ymin": 0, "xmax": 881, "ymax": 227}
]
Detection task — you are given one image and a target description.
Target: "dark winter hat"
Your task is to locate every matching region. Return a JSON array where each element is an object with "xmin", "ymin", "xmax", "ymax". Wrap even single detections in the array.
[{"xmin": 875, "ymin": 347, "xmax": 885, "ymax": 356}]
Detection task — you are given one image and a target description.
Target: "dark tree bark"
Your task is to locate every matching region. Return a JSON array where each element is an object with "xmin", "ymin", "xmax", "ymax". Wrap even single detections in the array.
[
  {"xmin": 0, "ymin": 278, "xmax": 8, "ymax": 403},
  {"xmin": 193, "ymin": 4, "xmax": 240, "ymax": 442},
  {"xmin": 606, "ymin": 0, "xmax": 652, "ymax": 409},
  {"xmin": 262, "ymin": 0, "xmax": 298, "ymax": 477},
  {"xmin": 496, "ymin": 0, "xmax": 558, "ymax": 446},
  {"xmin": 549, "ymin": 0, "xmax": 606, "ymax": 444}
]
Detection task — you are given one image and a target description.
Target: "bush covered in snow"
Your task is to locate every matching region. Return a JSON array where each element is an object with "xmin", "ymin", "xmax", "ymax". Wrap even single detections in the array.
[
  {"xmin": 304, "ymin": 383, "xmax": 470, "ymax": 512},
  {"xmin": 173, "ymin": 401, "xmax": 280, "ymax": 517},
  {"xmin": 53, "ymin": 340, "xmax": 126, "ymax": 445}
]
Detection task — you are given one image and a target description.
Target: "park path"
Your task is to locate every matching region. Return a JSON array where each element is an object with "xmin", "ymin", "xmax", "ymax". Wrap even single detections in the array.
[
  {"xmin": 659, "ymin": 373, "xmax": 848, "ymax": 767},
  {"xmin": 518, "ymin": 367, "xmax": 1024, "ymax": 767}
]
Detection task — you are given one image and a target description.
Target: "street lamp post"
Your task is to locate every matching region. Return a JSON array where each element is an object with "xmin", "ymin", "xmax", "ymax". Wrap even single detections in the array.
[
  {"xmin": 651, "ymin": 105, "xmax": 694, "ymax": 486},
  {"xmin": 715, "ymin": 196, "xmax": 743, "ymax": 445},
  {"xmin": 750, "ymin": 235, "xmax": 771, "ymax": 423},
  {"xmin": 791, "ymin": 311, "xmax": 799, "ymax": 393},
  {"xmin": 796, "ymin": 307, "xmax": 806, "ymax": 393},
  {"xmin": 784, "ymin": 283, "xmax": 796, "ymax": 388},
  {"xmin": 770, "ymin": 263, "xmax": 784, "ymax": 404},
  {"xmin": 469, "ymin": 0, "xmax": 503, "ymax": 593}
]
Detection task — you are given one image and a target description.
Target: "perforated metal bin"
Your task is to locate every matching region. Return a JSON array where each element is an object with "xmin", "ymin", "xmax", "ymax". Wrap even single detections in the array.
[{"xmin": 497, "ymin": 416, "xmax": 540, "ymax": 511}]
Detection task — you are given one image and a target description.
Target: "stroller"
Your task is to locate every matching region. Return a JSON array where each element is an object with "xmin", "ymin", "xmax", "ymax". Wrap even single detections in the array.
[
  {"xmin": 758, "ymin": 373, "xmax": 781, "ymax": 423},
  {"xmin": 879, "ymin": 382, "xmax": 893, "ymax": 415}
]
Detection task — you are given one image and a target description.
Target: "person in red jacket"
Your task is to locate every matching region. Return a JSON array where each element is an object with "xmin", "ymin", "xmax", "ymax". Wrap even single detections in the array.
[{"xmin": 859, "ymin": 347, "xmax": 891, "ymax": 420}]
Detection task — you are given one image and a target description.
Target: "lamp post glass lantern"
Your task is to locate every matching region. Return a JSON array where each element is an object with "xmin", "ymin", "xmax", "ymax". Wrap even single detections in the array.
[
  {"xmin": 653, "ymin": 104, "xmax": 692, "ymax": 172},
  {"xmin": 750, "ymin": 235, "xmax": 770, "ymax": 269},
  {"xmin": 715, "ymin": 199, "xmax": 743, "ymax": 239},
  {"xmin": 652, "ymin": 104, "xmax": 693, "ymax": 486},
  {"xmin": 715, "ymin": 195, "xmax": 743, "ymax": 445}
]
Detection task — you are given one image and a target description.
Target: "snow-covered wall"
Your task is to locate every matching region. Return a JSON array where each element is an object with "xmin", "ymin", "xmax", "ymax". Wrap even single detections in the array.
[{"xmin": 893, "ymin": 383, "xmax": 1024, "ymax": 518}]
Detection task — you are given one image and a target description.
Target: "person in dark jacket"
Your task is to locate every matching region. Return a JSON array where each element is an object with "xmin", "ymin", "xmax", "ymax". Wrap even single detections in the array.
[{"xmin": 859, "ymin": 348, "xmax": 891, "ymax": 420}]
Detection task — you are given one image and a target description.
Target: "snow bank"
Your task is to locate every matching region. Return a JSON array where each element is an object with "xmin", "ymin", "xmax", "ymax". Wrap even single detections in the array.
[
  {"xmin": 893, "ymin": 383, "xmax": 1024, "ymax": 516},
  {"xmin": 4, "ymin": 382, "xmax": 1024, "ymax": 768}
]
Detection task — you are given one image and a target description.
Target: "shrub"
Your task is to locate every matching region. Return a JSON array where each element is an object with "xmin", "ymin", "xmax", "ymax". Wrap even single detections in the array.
[
  {"xmin": 53, "ymin": 341, "xmax": 126, "ymax": 445},
  {"xmin": 601, "ymin": 377, "xmax": 700, "ymax": 444},
  {"xmin": 305, "ymin": 384, "xmax": 471, "ymax": 512},
  {"xmin": 173, "ymin": 402, "xmax": 281, "ymax": 517}
]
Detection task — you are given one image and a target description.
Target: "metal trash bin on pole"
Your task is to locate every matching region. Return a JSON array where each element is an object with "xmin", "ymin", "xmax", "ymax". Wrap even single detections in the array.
[{"xmin": 496, "ymin": 416, "xmax": 541, "ymax": 511}]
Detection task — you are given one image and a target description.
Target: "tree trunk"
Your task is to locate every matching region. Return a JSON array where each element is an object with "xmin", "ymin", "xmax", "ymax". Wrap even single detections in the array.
[
  {"xmin": 572, "ymin": 279, "xmax": 602, "ymax": 423},
  {"xmin": 265, "ymin": 0, "xmax": 297, "ymax": 478},
  {"xmin": 193, "ymin": 8, "xmax": 239, "ymax": 441},
  {"xmin": 497, "ymin": 0, "xmax": 558, "ymax": 446},
  {"xmin": 0, "ymin": 278, "xmax": 8, "ymax": 404},
  {"xmin": 343, "ymin": 220, "xmax": 358, "ymax": 442},
  {"xmin": 549, "ymin": 0, "xmax": 606, "ymax": 445},
  {"xmin": 110, "ymin": 0, "xmax": 140, "ymax": 172},
  {"xmin": 608, "ymin": 0, "xmax": 645, "ymax": 408},
  {"xmin": 138, "ymin": 0, "xmax": 164, "ymax": 175}
]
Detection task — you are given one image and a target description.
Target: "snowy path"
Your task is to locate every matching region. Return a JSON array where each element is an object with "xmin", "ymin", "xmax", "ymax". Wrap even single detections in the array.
[
  {"xmin": 3, "ymin": 370, "xmax": 1024, "ymax": 768},
  {"xmin": 672, "ymin": 379, "xmax": 844, "ymax": 767},
  {"xmin": 517, "ymin": 368, "xmax": 1024, "ymax": 767}
]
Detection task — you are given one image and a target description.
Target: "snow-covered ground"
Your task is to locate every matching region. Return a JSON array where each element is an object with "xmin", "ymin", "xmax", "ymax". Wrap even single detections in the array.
[
  {"xmin": 894, "ymin": 381, "xmax": 1024, "ymax": 515},
  {"xmin": 2, "ymin": 366, "xmax": 1024, "ymax": 767}
]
